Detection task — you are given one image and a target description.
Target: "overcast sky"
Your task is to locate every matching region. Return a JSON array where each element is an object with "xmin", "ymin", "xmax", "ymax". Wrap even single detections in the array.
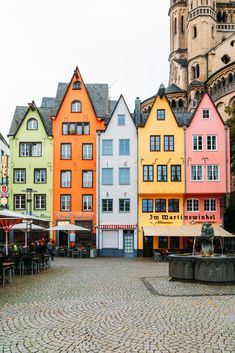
[{"xmin": 0, "ymin": 0, "xmax": 170, "ymax": 139}]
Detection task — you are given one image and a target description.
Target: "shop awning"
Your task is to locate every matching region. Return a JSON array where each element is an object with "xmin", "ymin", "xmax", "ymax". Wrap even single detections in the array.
[{"xmin": 143, "ymin": 226, "xmax": 235, "ymax": 238}]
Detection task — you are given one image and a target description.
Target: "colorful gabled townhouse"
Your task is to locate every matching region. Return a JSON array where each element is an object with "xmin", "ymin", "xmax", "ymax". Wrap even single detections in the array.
[
  {"xmin": 52, "ymin": 67, "xmax": 110, "ymax": 247},
  {"xmin": 185, "ymin": 93, "xmax": 230, "ymax": 230},
  {"xmin": 97, "ymin": 95, "xmax": 138, "ymax": 257},
  {"xmin": 138, "ymin": 85, "xmax": 185, "ymax": 257}
]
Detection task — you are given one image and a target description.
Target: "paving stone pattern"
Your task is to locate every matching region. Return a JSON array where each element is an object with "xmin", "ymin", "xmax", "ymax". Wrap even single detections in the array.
[{"xmin": 0, "ymin": 258, "xmax": 235, "ymax": 353}]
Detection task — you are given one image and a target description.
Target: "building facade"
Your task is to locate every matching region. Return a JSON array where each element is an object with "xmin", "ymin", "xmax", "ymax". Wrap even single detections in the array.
[
  {"xmin": 0, "ymin": 133, "xmax": 9, "ymax": 209},
  {"xmin": 138, "ymin": 87, "xmax": 185, "ymax": 257},
  {"xmin": 8, "ymin": 102, "xmax": 53, "ymax": 220},
  {"xmin": 97, "ymin": 96, "xmax": 138, "ymax": 257},
  {"xmin": 185, "ymin": 93, "xmax": 230, "ymax": 231},
  {"xmin": 141, "ymin": 0, "xmax": 235, "ymax": 122},
  {"xmin": 52, "ymin": 67, "xmax": 107, "ymax": 247}
]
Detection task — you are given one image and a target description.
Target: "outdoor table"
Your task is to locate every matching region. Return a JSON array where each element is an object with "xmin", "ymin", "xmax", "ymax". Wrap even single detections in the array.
[{"xmin": 3, "ymin": 262, "xmax": 15, "ymax": 284}]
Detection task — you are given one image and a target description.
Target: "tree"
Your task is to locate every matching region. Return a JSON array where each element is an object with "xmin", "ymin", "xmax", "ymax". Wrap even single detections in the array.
[{"xmin": 225, "ymin": 103, "xmax": 235, "ymax": 175}]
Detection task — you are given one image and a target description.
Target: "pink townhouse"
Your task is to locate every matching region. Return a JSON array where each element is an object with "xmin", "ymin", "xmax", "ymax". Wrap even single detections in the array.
[{"xmin": 185, "ymin": 93, "xmax": 230, "ymax": 227}]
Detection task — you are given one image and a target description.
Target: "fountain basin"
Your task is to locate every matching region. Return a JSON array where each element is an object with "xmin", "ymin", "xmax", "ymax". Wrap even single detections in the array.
[{"xmin": 169, "ymin": 255, "xmax": 235, "ymax": 283}]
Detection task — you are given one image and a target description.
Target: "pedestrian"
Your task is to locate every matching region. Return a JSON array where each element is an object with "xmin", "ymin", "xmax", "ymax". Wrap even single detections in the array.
[{"xmin": 46, "ymin": 239, "xmax": 54, "ymax": 261}]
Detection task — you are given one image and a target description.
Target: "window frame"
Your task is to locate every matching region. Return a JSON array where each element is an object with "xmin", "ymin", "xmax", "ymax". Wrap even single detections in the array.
[
  {"xmin": 14, "ymin": 194, "xmax": 26, "ymax": 210},
  {"xmin": 71, "ymin": 100, "xmax": 82, "ymax": 113},
  {"xmin": 82, "ymin": 194, "xmax": 93, "ymax": 212},
  {"xmin": 157, "ymin": 165, "xmax": 168, "ymax": 182},
  {"xmin": 119, "ymin": 199, "xmax": 131, "ymax": 213},
  {"xmin": 143, "ymin": 165, "xmax": 154, "ymax": 182},
  {"xmin": 34, "ymin": 194, "xmax": 46, "ymax": 210},
  {"xmin": 171, "ymin": 165, "xmax": 181, "ymax": 182},
  {"xmin": 157, "ymin": 109, "xmax": 165, "ymax": 121},
  {"xmin": 19, "ymin": 142, "xmax": 42, "ymax": 157},
  {"xmin": 27, "ymin": 118, "xmax": 38, "ymax": 130},
  {"xmin": 119, "ymin": 139, "xmax": 130, "ymax": 156},
  {"xmin": 60, "ymin": 194, "xmax": 71, "ymax": 212},
  {"xmin": 155, "ymin": 199, "xmax": 166, "ymax": 213},
  {"xmin": 73, "ymin": 81, "xmax": 81, "ymax": 90},
  {"xmin": 168, "ymin": 199, "xmax": 180, "ymax": 213},
  {"xmin": 192, "ymin": 135, "xmax": 203, "ymax": 151},
  {"xmin": 202, "ymin": 109, "xmax": 210, "ymax": 119},
  {"xmin": 13, "ymin": 168, "xmax": 26, "ymax": 184},
  {"xmin": 60, "ymin": 170, "xmax": 72, "ymax": 188},
  {"xmin": 102, "ymin": 168, "xmax": 113, "ymax": 185},
  {"xmin": 61, "ymin": 143, "xmax": 72, "ymax": 160},
  {"xmin": 62, "ymin": 122, "xmax": 90, "ymax": 135},
  {"xmin": 102, "ymin": 139, "xmax": 113, "ymax": 156},
  {"xmin": 117, "ymin": 114, "xmax": 126, "ymax": 126},
  {"xmin": 204, "ymin": 198, "xmax": 216, "ymax": 212},
  {"xmin": 190, "ymin": 165, "xmax": 203, "ymax": 181},
  {"xmin": 82, "ymin": 170, "xmax": 93, "ymax": 188},
  {"xmin": 207, "ymin": 165, "xmax": 220, "ymax": 181},
  {"xmin": 164, "ymin": 135, "xmax": 174, "ymax": 152},
  {"xmin": 150, "ymin": 135, "xmax": 161, "ymax": 152},
  {"xmin": 119, "ymin": 168, "xmax": 130, "ymax": 185},
  {"xmin": 102, "ymin": 199, "xmax": 113, "ymax": 213},
  {"xmin": 142, "ymin": 199, "xmax": 153, "ymax": 213},
  {"xmin": 206, "ymin": 135, "xmax": 217, "ymax": 151},
  {"xmin": 34, "ymin": 168, "xmax": 47, "ymax": 184},
  {"xmin": 187, "ymin": 199, "xmax": 200, "ymax": 212},
  {"xmin": 82, "ymin": 143, "xmax": 93, "ymax": 160}
]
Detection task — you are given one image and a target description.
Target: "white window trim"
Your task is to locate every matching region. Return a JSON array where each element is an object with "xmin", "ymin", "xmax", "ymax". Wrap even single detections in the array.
[
  {"xmin": 190, "ymin": 165, "xmax": 204, "ymax": 182},
  {"xmin": 202, "ymin": 108, "xmax": 211, "ymax": 119},
  {"xmin": 192, "ymin": 135, "xmax": 203, "ymax": 151},
  {"xmin": 186, "ymin": 198, "xmax": 200, "ymax": 212},
  {"xmin": 206, "ymin": 165, "xmax": 220, "ymax": 182},
  {"xmin": 204, "ymin": 198, "xmax": 217, "ymax": 212},
  {"xmin": 206, "ymin": 135, "xmax": 217, "ymax": 152}
]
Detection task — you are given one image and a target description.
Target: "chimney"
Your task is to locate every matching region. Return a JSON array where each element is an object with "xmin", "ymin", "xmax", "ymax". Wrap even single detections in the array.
[
  {"xmin": 158, "ymin": 84, "xmax": 165, "ymax": 98},
  {"xmin": 134, "ymin": 97, "xmax": 141, "ymax": 126}
]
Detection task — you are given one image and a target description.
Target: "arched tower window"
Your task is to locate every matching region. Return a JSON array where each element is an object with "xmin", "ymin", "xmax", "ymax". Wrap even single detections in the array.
[
  {"xmin": 196, "ymin": 64, "xmax": 200, "ymax": 79},
  {"xmin": 171, "ymin": 99, "xmax": 176, "ymax": 108},
  {"xmin": 193, "ymin": 26, "xmax": 197, "ymax": 38},
  {"xmin": 192, "ymin": 66, "xmax": 196, "ymax": 80},
  {"xmin": 73, "ymin": 81, "xmax": 81, "ymax": 90},
  {"xmin": 174, "ymin": 18, "xmax": 177, "ymax": 34},
  {"xmin": 27, "ymin": 118, "xmax": 38, "ymax": 130},
  {"xmin": 212, "ymin": 26, "xmax": 214, "ymax": 39},
  {"xmin": 181, "ymin": 16, "xmax": 184, "ymax": 32},
  {"xmin": 71, "ymin": 100, "xmax": 82, "ymax": 113},
  {"xmin": 178, "ymin": 99, "xmax": 183, "ymax": 108}
]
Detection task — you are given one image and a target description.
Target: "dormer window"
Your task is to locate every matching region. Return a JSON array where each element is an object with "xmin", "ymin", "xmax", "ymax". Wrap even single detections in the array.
[
  {"xmin": 73, "ymin": 81, "xmax": 81, "ymax": 90},
  {"xmin": 71, "ymin": 100, "xmax": 82, "ymax": 113},
  {"xmin": 27, "ymin": 118, "xmax": 38, "ymax": 130}
]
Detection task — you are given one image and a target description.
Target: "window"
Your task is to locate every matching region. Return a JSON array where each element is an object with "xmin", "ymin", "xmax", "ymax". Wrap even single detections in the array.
[
  {"xmin": 204, "ymin": 199, "xmax": 216, "ymax": 212},
  {"xmin": 207, "ymin": 165, "xmax": 219, "ymax": 181},
  {"xmin": 157, "ymin": 109, "xmax": 165, "ymax": 120},
  {"xmin": 207, "ymin": 136, "xmax": 217, "ymax": 151},
  {"xmin": 155, "ymin": 199, "xmax": 166, "ymax": 212},
  {"xmin": 82, "ymin": 195, "xmax": 92, "ymax": 211},
  {"xmin": 119, "ymin": 168, "xmax": 130, "ymax": 185},
  {"xmin": 164, "ymin": 136, "xmax": 174, "ymax": 151},
  {"xmin": 193, "ymin": 25, "xmax": 197, "ymax": 38},
  {"xmin": 27, "ymin": 119, "xmax": 38, "ymax": 130},
  {"xmin": 71, "ymin": 100, "xmax": 82, "ymax": 112},
  {"xmin": 102, "ymin": 199, "xmax": 113, "ymax": 212},
  {"xmin": 34, "ymin": 169, "xmax": 46, "ymax": 183},
  {"xmin": 61, "ymin": 171, "xmax": 71, "ymax": 188},
  {"xmin": 82, "ymin": 171, "xmax": 93, "ymax": 188},
  {"xmin": 73, "ymin": 81, "xmax": 81, "ymax": 90},
  {"xmin": 34, "ymin": 194, "xmax": 46, "ymax": 210},
  {"xmin": 20, "ymin": 143, "xmax": 42, "ymax": 157},
  {"xmin": 202, "ymin": 109, "xmax": 210, "ymax": 119},
  {"xmin": 119, "ymin": 139, "xmax": 130, "ymax": 156},
  {"xmin": 102, "ymin": 140, "xmax": 113, "ymax": 156},
  {"xmin": 171, "ymin": 165, "xmax": 181, "ymax": 182},
  {"xmin": 117, "ymin": 114, "xmax": 126, "ymax": 126},
  {"xmin": 191, "ymin": 165, "xmax": 203, "ymax": 181},
  {"xmin": 143, "ymin": 165, "xmax": 153, "ymax": 182},
  {"xmin": 62, "ymin": 122, "xmax": 90, "ymax": 135},
  {"xmin": 150, "ymin": 136, "xmax": 160, "ymax": 151},
  {"xmin": 14, "ymin": 169, "xmax": 26, "ymax": 183},
  {"xmin": 181, "ymin": 16, "xmax": 184, "ymax": 32},
  {"xmin": 119, "ymin": 199, "xmax": 130, "ymax": 212},
  {"xmin": 61, "ymin": 144, "xmax": 71, "ymax": 160},
  {"xmin": 82, "ymin": 144, "xmax": 92, "ymax": 160},
  {"xmin": 157, "ymin": 165, "xmax": 168, "ymax": 182},
  {"xmin": 102, "ymin": 168, "xmax": 113, "ymax": 185},
  {"xmin": 14, "ymin": 195, "xmax": 26, "ymax": 210},
  {"xmin": 187, "ymin": 199, "xmax": 199, "ymax": 212},
  {"xmin": 193, "ymin": 136, "xmax": 203, "ymax": 151},
  {"xmin": 142, "ymin": 199, "xmax": 153, "ymax": 213},
  {"xmin": 174, "ymin": 17, "xmax": 177, "ymax": 34},
  {"xmin": 60, "ymin": 195, "xmax": 71, "ymax": 211},
  {"xmin": 168, "ymin": 199, "xmax": 179, "ymax": 213}
]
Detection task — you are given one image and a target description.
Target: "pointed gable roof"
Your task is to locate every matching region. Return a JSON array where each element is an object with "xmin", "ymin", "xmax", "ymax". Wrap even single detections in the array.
[
  {"xmin": 188, "ymin": 92, "xmax": 226, "ymax": 127},
  {"xmin": 104, "ymin": 95, "xmax": 136, "ymax": 130},
  {"xmin": 140, "ymin": 84, "xmax": 181, "ymax": 128},
  {"xmin": 8, "ymin": 102, "xmax": 53, "ymax": 137}
]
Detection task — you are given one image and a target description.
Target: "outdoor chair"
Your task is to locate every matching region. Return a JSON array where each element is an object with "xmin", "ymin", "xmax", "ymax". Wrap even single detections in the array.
[
  {"xmin": 22, "ymin": 257, "xmax": 39, "ymax": 275},
  {"xmin": 0, "ymin": 261, "xmax": 13, "ymax": 286},
  {"xmin": 153, "ymin": 251, "xmax": 162, "ymax": 262}
]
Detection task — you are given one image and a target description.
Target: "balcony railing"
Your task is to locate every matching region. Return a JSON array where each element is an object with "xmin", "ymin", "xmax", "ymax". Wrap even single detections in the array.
[
  {"xmin": 217, "ymin": 24, "xmax": 235, "ymax": 32},
  {"xmin": 211, "ymin": 82, "xmax": 235, "ymax": 101}
]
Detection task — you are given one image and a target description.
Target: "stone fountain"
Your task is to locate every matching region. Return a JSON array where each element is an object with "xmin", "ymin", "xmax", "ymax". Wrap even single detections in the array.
[{"xmin": 169, "ymin": 223, "xmax": 235, "ymax": 283}]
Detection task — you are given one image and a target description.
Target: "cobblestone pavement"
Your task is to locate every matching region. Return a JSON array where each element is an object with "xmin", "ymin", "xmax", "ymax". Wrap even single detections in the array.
[{"xmin": 0, "ymin": 258, "xmax": 235, "ymax": 353}]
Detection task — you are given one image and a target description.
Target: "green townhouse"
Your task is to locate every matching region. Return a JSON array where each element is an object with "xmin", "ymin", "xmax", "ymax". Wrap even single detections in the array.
[{"xmin": 8, "ymin": 101, "xmax": 53, "ymax": 220}]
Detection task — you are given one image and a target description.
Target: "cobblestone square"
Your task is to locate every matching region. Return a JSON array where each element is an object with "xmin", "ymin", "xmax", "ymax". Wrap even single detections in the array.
[{"xmin": 0, "ymin": 258, "xmax": 235, "ymax": 353}]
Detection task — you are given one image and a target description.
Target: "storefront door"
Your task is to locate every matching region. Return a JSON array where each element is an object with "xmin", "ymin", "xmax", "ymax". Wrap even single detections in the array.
[
  {"xmin": 143, "ymin": 236, "xmax": 153, "ymax": 257},
  {"xmin": 123, "ymin": 230, "xmax": 134, "ymax": 257}
]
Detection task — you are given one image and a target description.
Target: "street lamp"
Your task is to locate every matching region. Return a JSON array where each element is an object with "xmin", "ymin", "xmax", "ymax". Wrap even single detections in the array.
[
  {"xmin": 22, "ymin": 219, "xmax": 33, "ymax": 252},
  {"xmin": 21, "ymin": 188, "xmax": 38, "ymax": 216}
]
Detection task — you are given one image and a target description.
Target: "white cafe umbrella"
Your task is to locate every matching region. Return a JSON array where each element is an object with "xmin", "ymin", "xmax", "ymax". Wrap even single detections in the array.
[
  {"xmin": 0, "ymin": 209, "xmax": 28, "ymax": 219},
  {"xmin": 12, "ymin": 223, "xmax": 46, "ymax": 248},
  {"xmin": 46, "ymin": 223, "xmax": 90, "ymax": 248}
]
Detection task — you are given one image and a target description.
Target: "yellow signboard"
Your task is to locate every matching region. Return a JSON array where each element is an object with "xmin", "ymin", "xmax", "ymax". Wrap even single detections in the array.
[{"xmin": 1, "ymin": 155, "xmax": 8, "ymax": 178}]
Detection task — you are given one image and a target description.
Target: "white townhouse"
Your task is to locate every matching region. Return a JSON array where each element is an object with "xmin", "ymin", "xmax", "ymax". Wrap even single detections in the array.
[
  {"xmin": 96, "ymin": 96, "xmax": 138, "ymax": 257},
  {"xmin": 0, "ymin": 133, "xmax": 9, "ymax": 208}
]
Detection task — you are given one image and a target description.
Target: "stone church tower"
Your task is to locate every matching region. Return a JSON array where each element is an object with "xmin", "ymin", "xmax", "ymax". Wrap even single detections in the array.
[{"xmin": 141, "ymin": 1, "xmax": 235, "ymax": 121}]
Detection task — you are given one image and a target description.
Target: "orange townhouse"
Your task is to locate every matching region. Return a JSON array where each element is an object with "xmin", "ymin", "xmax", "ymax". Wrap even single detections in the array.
[{"xmin": 52, "ymin": 67, "xmax": 110, "ymax": 247}]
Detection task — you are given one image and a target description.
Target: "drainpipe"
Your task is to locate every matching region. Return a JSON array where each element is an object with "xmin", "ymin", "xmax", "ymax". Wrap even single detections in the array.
[
  {"xmin": 183, "ymin": 125, "xmax": 187, "ymax": 225},
  {"xmin": 224, "ymin": 125, "xmax": 229, "ymax": 227},
  {"xmin": 136, "ymin": 127, "xmax": 139, "ymax": 257},
  {"xmin": 97, "ymin": 131, "xmax": 101, "ymax": 253}
]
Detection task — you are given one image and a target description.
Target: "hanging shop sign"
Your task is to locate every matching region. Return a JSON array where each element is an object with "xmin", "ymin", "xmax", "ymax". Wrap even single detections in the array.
[{"xmin": 1, "ymin": 155, "xmax": 8, "ymax": 178}]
